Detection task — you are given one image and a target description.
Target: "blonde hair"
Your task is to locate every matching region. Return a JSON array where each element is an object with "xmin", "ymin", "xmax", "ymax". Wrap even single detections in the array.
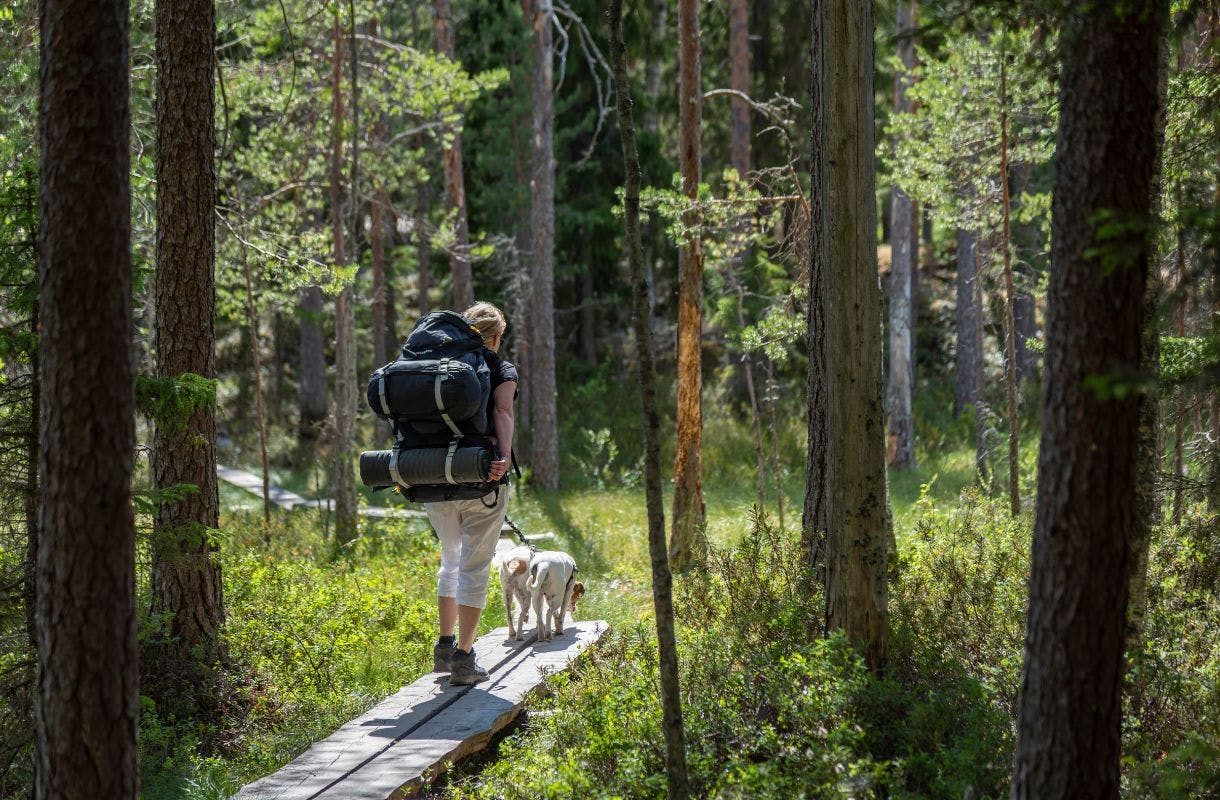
[{"xmin": 462, "ymin": 301, "xmax": 507, "ymax": 348}]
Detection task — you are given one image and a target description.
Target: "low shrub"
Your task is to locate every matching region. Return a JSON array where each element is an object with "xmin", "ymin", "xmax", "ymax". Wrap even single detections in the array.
[{"xmin": 448, "ymin": 514, "xmax": 1013, "ymax": 800}]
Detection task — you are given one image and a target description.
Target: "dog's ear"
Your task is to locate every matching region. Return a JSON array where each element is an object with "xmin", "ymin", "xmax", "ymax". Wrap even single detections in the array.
[
  {"xmin": 569, "ymin": 581, "xmax": 585, "ymax": 608},
  {"xmin": 508, "ymin": 557, "xmax": 527, "ymax": 576}
]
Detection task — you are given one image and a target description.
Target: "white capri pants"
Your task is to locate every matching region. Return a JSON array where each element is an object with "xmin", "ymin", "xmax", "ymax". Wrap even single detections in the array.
[{"xmin": 426, "ymin": 488, "xmax": 508, "ymax": 609}]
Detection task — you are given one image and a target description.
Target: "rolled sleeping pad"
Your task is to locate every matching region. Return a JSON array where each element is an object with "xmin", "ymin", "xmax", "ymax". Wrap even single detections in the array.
[{"xmin": 359, "ymin": 446, "xmax": 492, "ymax": 488}]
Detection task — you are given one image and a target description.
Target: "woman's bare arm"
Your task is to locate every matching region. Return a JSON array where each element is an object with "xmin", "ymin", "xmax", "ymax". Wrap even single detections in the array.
[{"xmin": 488, "ymin": 380, "xmax": 516, "ymax": 480}]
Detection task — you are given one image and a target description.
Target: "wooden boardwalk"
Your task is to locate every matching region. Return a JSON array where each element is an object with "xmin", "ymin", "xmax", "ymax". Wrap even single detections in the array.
[
  {"xmin": 216, "ymin": 465, "xmax": 556, "ymax": 542},
  {"xmin": 233, "ymin": 621, "xmax": 608, "ymax": 800}
]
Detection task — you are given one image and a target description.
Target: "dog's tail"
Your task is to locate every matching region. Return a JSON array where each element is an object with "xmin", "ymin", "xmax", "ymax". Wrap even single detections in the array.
[{"xmin": 527, "ymin": 561, "xmax": 550, "ymax": 592}]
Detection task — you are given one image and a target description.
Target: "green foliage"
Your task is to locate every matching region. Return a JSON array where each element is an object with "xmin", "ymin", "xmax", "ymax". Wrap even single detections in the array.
[
  {"xmin": 1125, "ymin": 510, "xmax": 1220, "ymax": 799},
  {"xmin": 449, "ymin": 517, "xmax": 1013, "ymax": 800},
  {"xmin": 140, "ymin": 511, "xmax": 447, "ymax": 798},
  {"xmin": 891, "ymin": 486, "xmax": 1029, "ymax": 712},
  {"xmin": 886, "ymin": 27, "xmax": 1055, "ymax": 232},
  {"xmin": 135, "ymin": 373, "xmax": 219, "ymax": 431},
  {"xmin": 1159, "ymin": 334, "xmax": 1220, "ymax": 386}
]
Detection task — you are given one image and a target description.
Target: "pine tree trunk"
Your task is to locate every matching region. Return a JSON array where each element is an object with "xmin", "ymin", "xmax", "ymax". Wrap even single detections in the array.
[
  {"xmin": 886, "ymin": 0, "xmax": 916, "ymax": 470},
  {"xmin": 729, "ymin": 0, "xmax": 750, "ymax": 178},
  {"xmin": 36, "ymin": 0, "xmax": 138, "ymax": 794},
  {"xmin": 609, "ymin": 6, "xmax": 691, "ymax": 795},
  {"xmin": 671, "ymin": 0, "xmax": 706, "ymax": 570},
  {"xmin": 432, "ymin": 0, "xmax": 473, "ymax": 310},
  {"xmin": 24, "ymin": 298, "xmax": 39, "ymax": 654},
  {"xmin": 815, "ymin": 0, "xmax": 890, "ymax": 671},
  {"xmin": 330, "ymin": 11, "xmax": 358, "ymax": 545},
  {"xmin": 1172, "ymin": 230, "xmax": 1187, "ymax": 524},
  {"xmin": 524, "ymin": 0, "xmax": 559, "ymax": 490},
  {"xmin": 298, "ymin": 285, "xmax": 327, "ymax": 440},
  {"xmin": 726, "ymin": 0, "xmax": 765, "ymax": 513},
  {"xmin": 999, "ymin": 58, "xmax": 1021, "ymax": 516},
  {"xmin": 1011, "ymin": 160, "xmax": 1039, "ymax": 382},
  {"xmin": 147, "ymin": 0, "xmax": 224, "ymax": 723},
  {"xmin": 1011, "ymin": 4, "xmax": 1167, "ymax": 796},
  {"xmin": 802, "ymin": 0, "xmax": 829, "ymax": 579},
  {"xmin": 240, "ymin": 244, "xmax": 272, "ymax": 527},
  {"xmin": 580, "ymin": 261, "xmax": 597, "ymax": 365},
  {"xmin": 1210, "ymin": 176, "xmax": 1220, "ymax": 513},
  {"xmin": 372, "ymin": 185, "xmax": 389, "ymax": 369},
  {"xmin": 954, "ymin": 228, "xmax": 984, "ymax": 418},
  {"xmin": 414, "ymin": 141, "xmax": 433, "ymax": 317},
  {"xmin": 642, "ymin": 0, "xmax": 667, "ymax": 136}
]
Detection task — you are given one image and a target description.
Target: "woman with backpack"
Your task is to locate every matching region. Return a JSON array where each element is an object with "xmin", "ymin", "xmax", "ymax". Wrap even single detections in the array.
[{"xmin": 427, "ymin": 301, "xmax": 517, "ymax": 685}]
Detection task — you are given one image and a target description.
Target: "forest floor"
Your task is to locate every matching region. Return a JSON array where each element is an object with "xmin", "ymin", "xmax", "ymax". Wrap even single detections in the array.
[{"xmin": 142, "ymin": 416, "xmax": 1217, "ymax": 800}]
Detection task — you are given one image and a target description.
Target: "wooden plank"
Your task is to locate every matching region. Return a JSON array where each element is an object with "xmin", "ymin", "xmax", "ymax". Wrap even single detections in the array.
[
  {"xmin": 233, "ymin": 631, "xmax": 535, "ymax": 800},
  {"xmin": 216, "ymin": 465, "xmax": 429, "ymax": 520},
  {"xmin": 233, "ymin": 621, "xmax": 608, "ymax": 800}
]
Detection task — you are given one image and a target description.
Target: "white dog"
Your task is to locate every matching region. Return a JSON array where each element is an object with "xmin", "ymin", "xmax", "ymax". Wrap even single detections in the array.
[
  {"xmin": 526, "ymin": 550, "xmax": 585, "ymax": 642},
  {"xmin": 498, "ymin": 545, "xmax": 533, "ymax": 641}
]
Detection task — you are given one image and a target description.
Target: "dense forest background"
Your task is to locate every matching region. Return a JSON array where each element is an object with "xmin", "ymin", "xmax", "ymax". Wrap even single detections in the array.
[{"xmin": 1, "ymin": 0, "xmax": 1219, "ymax": 797}]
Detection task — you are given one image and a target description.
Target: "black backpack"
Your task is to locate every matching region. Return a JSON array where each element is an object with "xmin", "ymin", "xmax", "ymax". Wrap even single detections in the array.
[
  {"xmin": 363, "ymin": 311, "xmax": 500, "ymax": 502},
  {"xmin": 367, "ymin": 310, "xmax": 492, "ymax": 444}
]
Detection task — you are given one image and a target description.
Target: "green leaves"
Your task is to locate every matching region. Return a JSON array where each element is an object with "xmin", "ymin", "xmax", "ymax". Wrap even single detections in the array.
[{"xmin": 135, "ymin": 373, "xmax": 219, "ymax": 431}]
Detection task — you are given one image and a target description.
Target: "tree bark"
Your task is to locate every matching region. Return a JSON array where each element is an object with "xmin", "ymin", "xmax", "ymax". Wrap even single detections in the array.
[
  {"xmin": 372, "ymin": 185, "xmax": 389, "ymax": 369},
  {"xmin": 802, "ymin": 0, "xmax": 829, "ymax": 581},
  {"xmin": 524, "ymin": 0, "xmax": 559, "ymax": 490},
  {"xmin": 671, "ymin": 0, "xmax": 706, "ymax": 570},
  {"xmin": 1172, "ymin": 228, "xmax": 1187, "ymax": 524},
  {"xmin": 432, "ymin": 0, "xmax": 474, "ymax": 310},
  {"xmin": 642, "ymin": 0, "xmax": 668, "ymax": 136},
  {"xmin": 815, "ymin": 0, "xmax": 890, "ymax": 671},
  {"xmin": 330, "ymin": 10, "xmax": 357, "ymax": 545},
  {"xmin": 886, "ymin": 0, "xmax": 917, "ymax": 470},
  {"xmin": 729, "ymin": 0, "xmax": 750, "ymax": 178},
  {"xmin": 726, "ymin": 0, "xmax": 765, "ymax": 513},
  {"xmin": 954, "ymin": 228, "xmax": 984, "ymax": 418},
  {"xmin": 580, "ymin": 259, "xmax": 597, "ymax": 365},
  {"xmin": 298, "ymin": 285, "xmax": 327, "ymax": 440},
  {"xmin": 1011, "ymin": 160, "xmax": 1039, "ymax": 382},
  {"xmin": 609, "ymin": 6, "xmax": 691, "ymax": 796},
  {"xmin": 414, "ymin": 137, "xmax": 433, "ymax": 317},
  {"xmin": 147, "ymin": 0, "xmax": 224, "ymax": 723},
  {"xmin": 1011, "ymin": 4, "xmax": 1167, "ymax": 797},
  {"xmin": 36, "ymin": 0, "xmax": 138, "ymax": 794},
  {"xmin": 999, "ymin": 57, "xmax": 1021, "ymax": 515},
  {"xmin": 1210, "ymin": 176, "xmax": 1220, "ymax": 513},
  {"xmin": 240, "ymin": 244, "xmax": 271, "ymax": 528}
]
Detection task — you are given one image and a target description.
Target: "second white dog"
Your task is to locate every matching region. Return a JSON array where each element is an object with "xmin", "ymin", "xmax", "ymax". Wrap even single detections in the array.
[
  {"xmin": 498, "ymin": 545, "xmax": 533, "ymax": 641},
  {"xmin": 526, "ymin": 550, "xmax": 584, "ymax": 642}
]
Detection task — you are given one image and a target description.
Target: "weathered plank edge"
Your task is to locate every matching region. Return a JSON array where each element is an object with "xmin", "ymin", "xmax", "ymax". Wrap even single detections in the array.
[
  {"xmin": 391, "ymin": 620, "xmax": 611, "ymax": 799},
  {"xmin": 233, "ymin": 630, "xmax": 538, "ymax": 800}
]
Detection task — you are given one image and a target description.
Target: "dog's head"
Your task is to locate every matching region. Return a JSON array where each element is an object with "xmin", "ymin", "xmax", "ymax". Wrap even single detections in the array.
[
  {"xmin": 568, "ymin": 581, "xmax": 585, "ymax": 611},
  {"xmin": 505, "ymin": 556, "xmax": 529, "ymax": 577}
]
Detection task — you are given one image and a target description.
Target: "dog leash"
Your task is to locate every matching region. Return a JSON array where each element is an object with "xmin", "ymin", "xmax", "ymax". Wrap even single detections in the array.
[{"xmin": 502, "ymin": 514, "xmax": 537, "ymax": 554}]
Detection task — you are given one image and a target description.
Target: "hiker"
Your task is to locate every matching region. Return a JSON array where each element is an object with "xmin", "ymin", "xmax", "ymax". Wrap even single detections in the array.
[{"xmin": 427, "ymin": 301, "xmax": 517, "ymax": 685}]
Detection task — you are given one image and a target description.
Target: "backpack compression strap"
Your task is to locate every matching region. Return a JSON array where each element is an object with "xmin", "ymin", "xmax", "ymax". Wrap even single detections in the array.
[
  {"xmin": 377, "ymin": 372, "xmax": 391, "ymax": 417},
  {"xmin": 434, "ymin": 358, "xmax": 464, "ymax": 436},
  {"xmin": 443, "ymin": 439, "xmax": 460, "ymax": 484},
  {"xmin": 388, "ymin": 445, "xmax": 407, "ymax": 488}
]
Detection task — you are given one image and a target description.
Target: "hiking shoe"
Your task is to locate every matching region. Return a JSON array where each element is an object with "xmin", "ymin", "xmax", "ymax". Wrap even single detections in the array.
[
  {"xmin": 448, "ymin": 648, "xmax": 490, "ymax": 685},
  {"xmin": 433, "ymin": 639, "xmax": 456, "ymax": 673}
]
